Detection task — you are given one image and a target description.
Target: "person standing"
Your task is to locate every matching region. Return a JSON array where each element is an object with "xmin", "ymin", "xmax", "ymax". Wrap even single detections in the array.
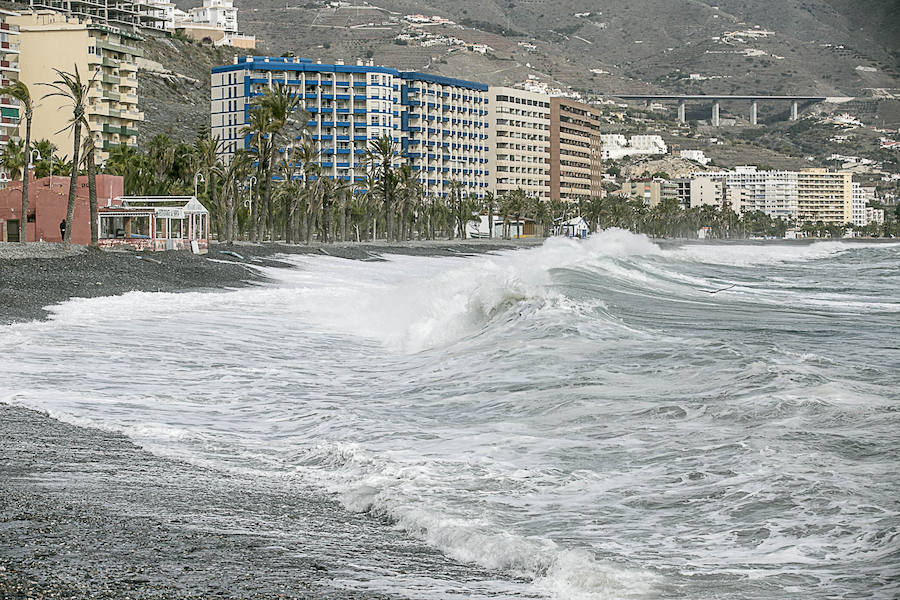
[{"xmin": 59, "ymin": 218, "xmax": 66, "ymax": 241}]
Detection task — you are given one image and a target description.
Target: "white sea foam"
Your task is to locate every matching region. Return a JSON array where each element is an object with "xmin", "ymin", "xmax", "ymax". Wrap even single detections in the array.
[{"xmin": 2, "ymin": 232, "xmax": 897, "ymax": 599}]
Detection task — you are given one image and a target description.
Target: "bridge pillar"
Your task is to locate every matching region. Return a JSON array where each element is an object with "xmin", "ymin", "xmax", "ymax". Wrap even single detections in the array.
[
  {"xmin": 750, "ymin": 100, "xmax": 758, "ymax": 126},
  {"xmin": 790, "ymin": 101, "xmax": 799, "ymax": 121},
  {"xmin": 712, "ymin": 101, "xmax": 720, "ymax": 127},
  {"xmin": 678, "ymin": 100, "xmax": 686, "ymax": 124}
]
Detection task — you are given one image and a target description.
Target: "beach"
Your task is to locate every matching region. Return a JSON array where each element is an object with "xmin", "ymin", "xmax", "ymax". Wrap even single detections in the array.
[
  {"xmin": 2, "ymin": 235, "xmax": 897, "ymax": 599},
  {"xmin": 0, "ymin": 239, "xmax": 536, "ymax": 599},
  {"xmin": 0, "ymin": 239, "xmax": 539, "ymax": 325}
]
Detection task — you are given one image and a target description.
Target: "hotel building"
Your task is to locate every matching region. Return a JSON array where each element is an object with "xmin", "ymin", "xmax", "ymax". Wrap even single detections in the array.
[
  {"xmin": 0, "ymin": 8, "xmax": 20, "ymax": 153},
  {"xmin": 487, "ymin": 86, "xmax": 550, "ymax": 200},
  {"xmin": 212, "ymin": 56, "xmax": 488, "ymax": 198},
  {"xmin": 11, "ymin": 10, "xmax": 144, "ymax": 162},
  {"xmin": 696, "ymin": 166, "xmax": 799, "ymax": 220},
  {"xmin": 797, "ymin": 168, "xmax": 852, "ymax": 225},
  {"xmin": 550, "ymin": 97, "xmax": 603, "ymax": 203},
  {"xmin": 399, "ymin": 72, "xmax": 489, "ymax": 198},
  {"xmin": 694, "ymin": 166, "xmax": 854, "ymax": 224}
]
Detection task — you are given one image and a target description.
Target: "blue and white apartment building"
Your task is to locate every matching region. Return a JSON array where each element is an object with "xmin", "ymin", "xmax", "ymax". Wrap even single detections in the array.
[{"xmin": 211, "ymin": 55, "xmax": 489, "ymax": 198}]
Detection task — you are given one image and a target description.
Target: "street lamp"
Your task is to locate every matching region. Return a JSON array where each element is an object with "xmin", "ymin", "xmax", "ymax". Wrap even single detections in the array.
[
  {"xmin": 28, "ymin": 149, "xmax": 41, "ymax": 179},
  {"xmin": 244, "ymin": 176, "xmax": 257, "ymax": 214},
  {"xmin": 194, "ymin": 171, "xmax": 205, "ymax": 197}
]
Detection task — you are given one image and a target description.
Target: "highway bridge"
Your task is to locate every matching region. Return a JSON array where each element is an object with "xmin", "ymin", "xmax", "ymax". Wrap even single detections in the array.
[{"xmin": 611, "ymin": 94, "xmax": 834, "ymax": 126}]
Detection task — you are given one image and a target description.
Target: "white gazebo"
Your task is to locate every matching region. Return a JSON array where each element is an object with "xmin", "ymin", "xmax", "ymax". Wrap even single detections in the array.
[{"xmin": 98, "ymin": 196, "xmax": 210, "ymax": 253}]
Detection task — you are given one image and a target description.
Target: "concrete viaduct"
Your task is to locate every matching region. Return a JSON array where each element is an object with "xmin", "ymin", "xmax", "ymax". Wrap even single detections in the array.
[{"xmin": 613, "ymin": 95, "xmax": 828, "ymax": 126}]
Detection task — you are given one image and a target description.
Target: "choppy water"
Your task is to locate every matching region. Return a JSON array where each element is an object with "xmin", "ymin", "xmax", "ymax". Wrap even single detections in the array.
[{"xmin": 3, "ymin": 231, "xmax": 899, "ymax": 599}]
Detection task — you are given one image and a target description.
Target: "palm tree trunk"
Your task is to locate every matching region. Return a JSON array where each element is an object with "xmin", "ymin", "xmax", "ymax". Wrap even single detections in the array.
[
  {"xmin": 488, "ymin": 204, "xmax": 494, "ymax": 239},
  {"xmin": 87, "ymin": 148, "xmax": 98, "ymax": 247},
  {"xmin": 20, "ymin": 110, "xmax": 32, "ymax": 243},
  {"xmin": 226, "ymin": 180, "xmax": 236, "ymax": 243},
  {"xmin": 340, "ymin": 198, "xmax": 347, "ymax": 242},
  {"xmin": 64, "ymin": 120, "xmax": 82, "ymax": 247}
]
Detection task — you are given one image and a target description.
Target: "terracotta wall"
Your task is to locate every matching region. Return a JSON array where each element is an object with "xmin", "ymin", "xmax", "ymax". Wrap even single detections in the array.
[{"xmin": 0, "ymin": 175, "xmax": 124, "ymax": 244}]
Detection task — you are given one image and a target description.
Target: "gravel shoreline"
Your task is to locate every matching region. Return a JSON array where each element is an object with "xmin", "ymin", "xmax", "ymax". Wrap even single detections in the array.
[
  {"xmin": 0, "ymin": 239, "xmax": 540, "ymax": 325},
  {"xmin": 0, "ymin": 239, "xmax": 537, "ymax": 599},
  {"xmin": 0, "ymin": 404, "xmax": 511, "ymax": 599}
]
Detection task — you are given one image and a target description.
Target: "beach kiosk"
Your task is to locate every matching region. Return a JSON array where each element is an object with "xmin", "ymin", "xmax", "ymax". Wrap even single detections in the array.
[
  {"xmin": 556, "ymin": 217, "xmax": 589, "ymax": 239},
  {"xmin": 98, "ymin": 196, "xmax": 210, "ymax": 253}
]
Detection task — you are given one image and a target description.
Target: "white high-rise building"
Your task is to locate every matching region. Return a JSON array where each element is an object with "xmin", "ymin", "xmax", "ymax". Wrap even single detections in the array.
[
  {"xmin": 851, "ymin": 182, "xmax": 873, "ymax": 226},
  {"xmin": 695, "ymin": 166, "xmax": 799, "ymax": 220}
]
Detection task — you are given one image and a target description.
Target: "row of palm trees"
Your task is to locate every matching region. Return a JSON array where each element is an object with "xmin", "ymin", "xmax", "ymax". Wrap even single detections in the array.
[{"xmin": 10, "ymin": 73, "xmax": 860, "ymax": 247}]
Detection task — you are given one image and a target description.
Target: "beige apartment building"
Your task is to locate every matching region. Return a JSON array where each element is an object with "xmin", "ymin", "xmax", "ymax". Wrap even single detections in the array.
[
  {"xmin": 620, "ymin": 178, "xmax": 678, "ymax": 208},
  {"xmin": 487, "ymin": 87, "xmax": 550, "ymax": 199},
  {"xmin": 549, "ymin": 97, "xmax": 603, "ymax": 203},
  {"xmin": 797, "ymin": 169, "xmax": 853, "ymax": 224},
  {"xmin": 11, "ymin": 10, "xmax": 143, "ymax": 162}
]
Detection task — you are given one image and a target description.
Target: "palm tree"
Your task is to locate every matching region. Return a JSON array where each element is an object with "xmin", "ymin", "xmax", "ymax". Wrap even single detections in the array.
[
  {"xmin": 0, "ymin": 82, "xmax": 33, "ymax": 243},
  {"xmin": 396, "ymin": 163, "xmax": 420, "ymax": 241},
  {"xmin": 194, "ymin": 135, "xmax": 224, "ymax": 239},
  {"xmin": 0, "ymin": 138, "xmax": 25, "ymax": 180},
  {"xmin": 78, "ymin": 129, "xmax": 99, "ymax": 247},
  {"xmin": 482, "ymin": 191, "xmax": 496, "ymax": 239},
  {"xmin": 503, "ymin": 188, "xmax": 527, "ymax": 239},
  {"xmin": 257, "ymin": 83, "xmax": 304, "ymax": 241},
  {"xmin": 218, "ymin": 149, "xmax": 252, "ymax": 242},
  {"xmin": 333, "ymin": 176, "xmax": 355, "ymax": 243},
  {"xmin": 367, "ymin": 135, "xmax": 398, "ymax": 241},
  {"xmin": 292, "ymin": 139, "xmax": 319, "ymax": 244},
  {"xmin": 40, "ymin": 66, "xmax": 96, "ymax": 246}
]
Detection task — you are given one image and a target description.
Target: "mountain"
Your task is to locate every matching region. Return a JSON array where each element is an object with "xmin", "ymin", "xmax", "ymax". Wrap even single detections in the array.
[{"xmin": 217, "ymin": 0, "xmax": 899, "ymax": 99}]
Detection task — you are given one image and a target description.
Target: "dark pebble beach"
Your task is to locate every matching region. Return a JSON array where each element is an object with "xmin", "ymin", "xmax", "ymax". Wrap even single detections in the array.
[{"xmin": 0, "ymin": 239, "xmax": 535, "ymax": 599}]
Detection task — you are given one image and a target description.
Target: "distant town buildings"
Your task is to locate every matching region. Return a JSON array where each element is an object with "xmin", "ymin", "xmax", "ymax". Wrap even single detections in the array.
[
  {"xmin": 679, "ymin": 149, "xmax": 711, "ymax": 166},
  {"xmin": 686, "ymin": 166, "xmax": 862, "ymax": 225},
  {"xmin": 600, "ymin": 134, "xmax": 667, "ymax": 160}
]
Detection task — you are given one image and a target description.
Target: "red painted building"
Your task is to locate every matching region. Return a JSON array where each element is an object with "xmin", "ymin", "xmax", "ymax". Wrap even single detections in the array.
[{"xmin": 0, "ymin": 175, "xmax": 124, "ymax": 243}]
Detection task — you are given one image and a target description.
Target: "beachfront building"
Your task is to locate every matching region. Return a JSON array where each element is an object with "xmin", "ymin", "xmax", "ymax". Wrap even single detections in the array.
[
  {"xmin": 143, "ymin": 0, "xmax": 179, "ymax": 30},
  {"xmin": 695, "ymin": 166, "xmax": 799, "ymax": 220},
  {"xmin": 10, "ymin": 10, "xmax": 143, "ymax": 162},
  {"xmin": 398, "ymin": 71, "xmax": 489, "ymax": 198},
  {"xmin": 0, "ymin": 8, "xmax": 20, "ymax": 156},
  {"xmin": 212, "ymin": 56, "xmax": 489, "ymax": 198},
  {"xmin": 212, "ymin": 56, "xmax": 398, "ymax": 185},
  {"xmin": 600, "ymin": 134, "xmax": 667, "ymax": 160},
  {"xmin": 487, "ymin": 86, "xmax": 550, "ymax": 200},
  {"xmin": 98, "ymin": 196, "xmax": 210, "ymax": 252},
  {"xmin": 550, "ymin": 97, "xmax": 603, "ymax": 203},
  {"xmin": 797, "ymin": 168, "xmax": 852, "ymax": 225}
]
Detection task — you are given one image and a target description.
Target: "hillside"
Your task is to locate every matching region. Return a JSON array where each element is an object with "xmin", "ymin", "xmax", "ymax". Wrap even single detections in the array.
[{"xmin": 213, "ymin": 0, "xmax": 899, "ymax": 103}]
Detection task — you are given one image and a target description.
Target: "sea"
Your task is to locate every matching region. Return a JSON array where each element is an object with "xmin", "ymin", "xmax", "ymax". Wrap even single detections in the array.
[{"xmin": 2, "ymin": 230, "xmax": 898, "ymax": 599}]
